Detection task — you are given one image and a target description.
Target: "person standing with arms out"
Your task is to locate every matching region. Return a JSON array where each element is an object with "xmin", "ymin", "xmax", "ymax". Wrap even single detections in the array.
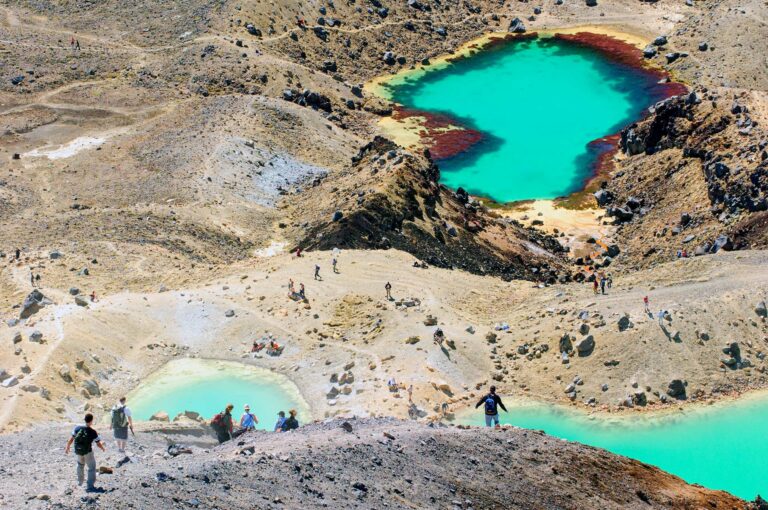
[
  {"xmin": 385, "ymin": 281, "xmax": 392, "ymax": 300},
  {"xmin": 240, "ymin": 404, "xmax": 258, "ymax": 431},
  {"xmin": 65, "ymin": 413, "xmax": 106, "ymax": 493},
  {"xmin": 475, "ymin": 385, "xmax": 508, "ymax": 428},
  {"xmin": 110, "ymin": 397, "xmax": 134, "ymax": 453}
]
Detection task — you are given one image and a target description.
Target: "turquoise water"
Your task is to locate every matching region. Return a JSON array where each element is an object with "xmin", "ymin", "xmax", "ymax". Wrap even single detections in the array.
[
  {"xmin": 457, "ymin": 396, "xmax": 768, "ymax": 499},
  {"xmin": 129, "ymin": 359, "xmax": 309, "ymax": 430},
  {"xmin": 386, "ymin": 37, "xmax": 667, "ymax": 202}
]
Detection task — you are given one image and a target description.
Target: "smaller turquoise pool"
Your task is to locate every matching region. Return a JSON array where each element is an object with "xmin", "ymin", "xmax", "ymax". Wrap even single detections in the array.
[
  {"xmin": 129, "ymin": 358, "xmax": 309, "ymax": 430},
  {"xmin": 455, "ymin": 395, "xmax": 768, "ymax": 500}
]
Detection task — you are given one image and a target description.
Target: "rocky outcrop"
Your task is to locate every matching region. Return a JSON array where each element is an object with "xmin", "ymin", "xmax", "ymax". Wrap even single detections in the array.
[{"xmin": 294, "ymin": 137, "xmax": 569, "ymax": 282}]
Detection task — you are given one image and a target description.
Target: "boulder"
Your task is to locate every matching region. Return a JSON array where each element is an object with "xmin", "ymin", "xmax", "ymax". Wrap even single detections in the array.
[
  {"xmin": 12, "ymin": 332, "xmax": 22, "ymax": 344},
  {"xmin": 579, "ymin": 323, "xmax": 590, "ymax": 335},
  {"xmin": 150, "ymin": 411, "xmax": 170, "ymax": 422},
  {"xmin": 618, "ymin": 314, "xmax": 632, "ymax": 331},
  {"xmin": 224, "ymin": 309, "xmax": 235, "ymax": 318},
  {"xmin": 508, "ymin": 18, "xmax": 526, "ymax": 33},
  {"xmin": 559, "ymin": 333, "xmax": 573, "ymax": 353},
  {"xmin": 74, "ymin": 296, "xmax": 89, "ymax": 307},
  {"xmin": 710, "ymin": 235, "xmax": 733, "ymax": 253},
  {"xmin": 756, "ymin": 301, "xmax": 767, "ymax": 318},
  {"xmin": 666, "ymin": 379, "xmax": 686, "ymax": 399},
  {"xmin": 82, "ymin": 379, "xmax": 100, "ymax": 396},
  {"xmin": 665, "ymin": 52, "xmax": 681, "ymax": 63},
  {"xmin": 642, "ymin": 45, "xmax": 657, "ymax": 59},
  {"xmin": 698, "ymin": 41, "xmax": 708, "ymax": 51},
  {"xmin": 1, "ymin": 376, "xmax": 18, "ymax": 388},
  {"xmin": 605, "ymin": 244, "xmax": 620, "ymax": 257},
  {"xmin": 382, "ymin": 51, "xmax": 396, "ymax": 65},
  {"xmin": 69, "ymin": 287, "xmax": 80, "ymax": 296},
  {"xmin": 593, "ymin": 189, "xmax": 614, "ymax": 206},
  {"xmin": 632, "ymin": 391, "xmax": 647, "ymax": 406},
  {"xmin": 20, "ymin": 290, "xmax": 46, "ymax": 319},
  {"xmin": 653, "ymin": 35, "xmax": 668, "ymax": 46},
  {"xmin": 29, "ymin": 330, "xmax": 43, "ymax": 343},
  {"xmin": 585, "ymin": 0, "xmax": 597, "ymax": 6},
  {"xmin": 575, "ymin": 335, "xmax": 595, "ymax": 356}
]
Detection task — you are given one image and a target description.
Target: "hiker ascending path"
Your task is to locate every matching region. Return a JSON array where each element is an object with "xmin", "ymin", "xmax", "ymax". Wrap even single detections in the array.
[
  {"xmin": 240, "ymin": 404, "xmax": 259, "ymax": 431},
  {"xmin": 332, "ymin": 257, "xmax": 338, "ymax": 273},
  {"xmin": 475, "ymin": 385, "xmax": 508, "ymax": 428},
  {"xmin": 433, "ymin": 328, "xmax": 445, "ymax": 346},
  {"xmin": 65, "ymin": 413, "xmax": 106, "ymax": 493},
  {"xmin": 385, "ymin": 281, "xmax": 392, "ymax": 300},
  {"xmin": 14, "ymin": 248, "xmax": 20, "ymax": 260},
  {"xmin": 110, "ymin": 397, "xmax": 134, "ymax": 453},
  {"xmin": 314, "ymin": 264, "xmax": 321, "ymax": 280},
  {"xmin": 210, "ymin": 404, "xmax": 235, "ymax": 443},
  {"xmin": 644, "ymin": 296, "xmax": 650, "ymax": 314}
]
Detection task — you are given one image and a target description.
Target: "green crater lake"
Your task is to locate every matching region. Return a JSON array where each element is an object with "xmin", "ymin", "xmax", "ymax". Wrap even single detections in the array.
[
  {"xmin": 457, "ymin": 395, "xmax": 768, "ymax": 499},
  {"xmin": 384, "ymin": 36, "xmax": 670, "ymax": 202},
  {"xmin": 129, "ymin": 358, "xmax": 309, "ymax": 430}
]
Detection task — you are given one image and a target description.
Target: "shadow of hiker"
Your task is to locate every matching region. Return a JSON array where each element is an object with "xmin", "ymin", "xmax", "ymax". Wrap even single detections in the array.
[{"xmin": 439, "ymin": 344, "xmax": 451, "ymax": 360}]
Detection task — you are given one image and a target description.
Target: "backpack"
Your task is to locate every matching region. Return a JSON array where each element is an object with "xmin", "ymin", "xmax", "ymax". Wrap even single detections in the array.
[
  {"xmin": 111, "ymin": 406, "xmax": 128, "ymax": 429},
  {"xmin": 484, "ymin": 395, "xmax": 497, "ymax": 415},
  {"xmin": 73, "ymin": 427, "xmax": 91, "ymax": 455},
  {"xmin": 210, "ymin": 412, "xmax": 226, "ymax": 432}
]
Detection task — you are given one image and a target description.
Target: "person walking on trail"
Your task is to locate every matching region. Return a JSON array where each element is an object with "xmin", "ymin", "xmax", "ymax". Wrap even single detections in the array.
[
  {"xmin": 14, "ymin": 248, "xmax": 20, "ymax": 260},
  {"xmin": 407, "ymin": 384, "xmax": 413, "ymax": 403},
  {"xmin": 65, "ymin": 413, "xmax": 106, "ymax": 493},
  {"xmin": 240, "ymin": 404, "xmax": 259, "ymax": 431},
  {"xmin": 607, "ymin": 273, "xmax": 613, "ymax": 289},
  {"xmin": 75, "ymin": 39, "xmax": 81, "ymax": 50},
  {"xmin": 314, "ymin": 264, "xmax": 321, "ymax": 281},
  {"xmin": 110, "ymin": 397, "xmax": 134, "ymax": 453},
  {"xmin": 475, "ymin": 386, "xmax": 508, "ymax": 428},
  {"xmin": 643, "ymin": 296, "xmax": 650, "ymax": 314},
  {"xmin": 385, "ymin": 281, "xmax": 392, "ymax": 300},
  {"xmin": 210, "ymin": 404, "xmax": 235, "ymax": 443},
  {"xmin": 274, "ymin": 410, "xmax": 286, "ymax": 432},
  {"xmin": 657, "ymin": 309, "xmax": 668, "ymax": 326},
  {"xmin": 600, "ymin": 275, "xmax": 607, "ymax": 295},
  {"xmin": 332, "ymin": 257, "xmax": 338, "ymax": 274},
  {"xmin": 298, "ymin": 283, "xmax": 306, "ymax": 299},
  {"xmin": 30, "ymin": 270, "xmax": 35, "ymax": 288},
  {"xmin": 592, "ymin": 277, "xmax": 599, "ymax": 295},
  {"xmin": 280, "ymin": 409, "xmax": 299, "ymax": 432}
]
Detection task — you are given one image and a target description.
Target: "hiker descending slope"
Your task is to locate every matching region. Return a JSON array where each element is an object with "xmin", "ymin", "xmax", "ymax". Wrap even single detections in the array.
[
  {"xmin": 65, "ymin": 413, "xmax": 106, "ymax": 493},
  {"xmin": 110, "ymin": 397, "xmax": 134, "ymax": 453},
  {"xmin": 475, "ymin": 386, "xmax": 508, "ymax": 427}
]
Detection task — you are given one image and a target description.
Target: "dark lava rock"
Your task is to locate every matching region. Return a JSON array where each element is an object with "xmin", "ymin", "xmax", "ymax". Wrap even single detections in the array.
[
  {"xmin": 508, "ymin": 17, "xmax": 526, "ymax": 33},
  {"xmin": 666, "ymin": 379, "xmax": 686, "ymax": 399},
  {"xmin": 643, "ymin": 46, "xmax": 657, "ymax": 59},
  {"xmin": 653, "ymin": 35, "xmax": 668, "ymax": 46}
]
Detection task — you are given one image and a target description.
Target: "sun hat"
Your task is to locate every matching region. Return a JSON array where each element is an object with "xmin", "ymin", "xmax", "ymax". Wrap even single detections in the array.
[{"xmin": 244, "ymin": 404, "xmax": 250, "ymax": 410}]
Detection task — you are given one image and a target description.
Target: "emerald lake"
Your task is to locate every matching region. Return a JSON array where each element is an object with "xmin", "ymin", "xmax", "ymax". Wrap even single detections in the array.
[
  {"xmin": 456, "ymin": 395, "xmax": 768, "ymax": 500},
  {"xmin": 383, "ymin": 35, "xmax": 680, "ymax": 203},
  {"xmin": 129, "ymin": 358, "xmax": 309, "ymax": 430}
]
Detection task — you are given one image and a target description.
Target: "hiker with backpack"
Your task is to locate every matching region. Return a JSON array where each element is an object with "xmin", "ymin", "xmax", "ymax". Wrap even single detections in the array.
[
  {"xmin": 475, "ymin": 385, "xmax": 508, "ymax": 427},
  {"xmin": 65, "ymin": 413, "xmax": 106, "ymax": 493},
  {"xmin": 210, "ymin": 404, "xmax": 235, "ymax": 443},
  {"xmin": 110, "ymin": 397, "xmax": 134, "ymax": 453}
]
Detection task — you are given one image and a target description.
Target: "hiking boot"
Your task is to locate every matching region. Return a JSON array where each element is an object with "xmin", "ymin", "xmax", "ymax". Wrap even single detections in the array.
[{"xmin": 86, "ymin": 487, "xmax": 105, "ymax": 494}]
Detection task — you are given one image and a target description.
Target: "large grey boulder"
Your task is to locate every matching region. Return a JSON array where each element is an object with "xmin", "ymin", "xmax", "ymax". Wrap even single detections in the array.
[
  {"xmin": 667, "ymin": 379, "xmax": 686, "ymax": 399},
  {"xmin": 576, "ymin": 335, "xmax": 595, "ymax": 356},
  {"xmin": 508, "ymin": 18, "xmax": 526, "ymax": 33},
  {"xmin": 20, "ymin": 290, "xmax": 46, "ymax": 319},
  {"xmin": 756, "ymin": 301, "xmax": 767, "ymax": 318}
]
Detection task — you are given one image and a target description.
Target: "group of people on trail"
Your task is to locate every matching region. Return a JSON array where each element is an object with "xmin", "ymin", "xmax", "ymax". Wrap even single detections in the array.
[
  {"xmin": 210, "ymin": 405, "xmax": 299, "ymax": 444},
  {"xmin": 70, "ymin": 36, "xmax": 81, "ymax": 50},
  {"xmin": 288, "ymin": 278, "xmax": 306, "ymax": 300},
  {"xmin": 64, "ymin": 397, "xmax": 134, "ymax": 493},
  {"xmin": 591, "ymin": 272, "xmax": 612, "ymax": 295}
]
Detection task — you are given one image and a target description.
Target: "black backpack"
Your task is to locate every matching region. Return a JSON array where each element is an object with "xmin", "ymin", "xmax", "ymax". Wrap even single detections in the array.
[{"xmin": 73, "ymin": 427, "xmax": 91, "ymax": 455}]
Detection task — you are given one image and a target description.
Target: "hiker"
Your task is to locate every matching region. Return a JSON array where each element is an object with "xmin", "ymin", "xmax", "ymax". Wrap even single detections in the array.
[
  {"xmin": 110, "ymin": 397, "xmax": 134, "ymax": 453},
  {"xmin": 387, "ymin": 377, "xmax": 397, "ymax": 391},
  {"xmin": 441, "ymin": 402, "xmax": 449, "ymax": 417},
  {"xmin": 592, "ymin": 277, "xmax": 599, "ymax": 295},
  {"xmin": 75, "ymin": 39, "xmax": 81, "ymax": 50},
  {"xmin": 657, "ymin": 309, "xmax": 667, "ymax": 326},
  {"xmin": 90, "ymin": 291, "xmax": 97, "ymax": 303},
  {"xmin": 314, "ymin": 264, "xmax": 321, "ymax": 280},
  {"xmin": 14, "ymin": 248, "xmax": 20, "ymax": 260},
  {"xmin": 475, "ymin": 385, "xmax": 508, "ymax": 427},
  {"xmin": 332, "ymin": 257, "xmax": 338, "ymax": 273},
  {"xmin": 407, "ymin": 384, "xmax": 413, "ymax": 403},
  {"xmin": 385, "ymin": 281, "xmax": 392, "ymax": 300},
  {"xmin": 433, "ymin": 328, "xmax": 445, "ymax": 345},
  {"xmin": 298, "ymin": 283, "xmax": 306, "ymax": 299},
  {"xmin": 600, "ymin": 275, "xmax": 607, "ymax": 295},
  {"xmin": 240, "ymin": 404, "xmax": 259, "ymax": 431},
  {"xmin": 280, "ymin": 409, "xmax": 299, "ymax": 432},
  {"xmin": 295, "ymin": 247, "xmax": 302, "ymax": 257},
  {"xmin": 607, "ymin": 273, "xmax": 613, "ymax": 289},
  {"xmin": 274, "ymin": 411, "xmax": 286, "ymax": 431},
  {"xmin": 643, "ymin": 296, "xmax": 650, "ymax": 314},
  {"xmin": 210, "ymin": 404, "xmax": 235, "ymax": 443},
  {"xmin": 65, "ymin": 413, "xmax": 106, "ymax": 493},
  {"xmin": 30, "ymin": 271, "xmax": 35, "ymax": 288},
  {"xmin": 288, "ymin": 278, "xmax": 295, "ymax": 294}
]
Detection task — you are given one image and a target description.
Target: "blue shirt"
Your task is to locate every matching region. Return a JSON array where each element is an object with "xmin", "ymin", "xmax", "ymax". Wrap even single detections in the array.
[
  {"xmin": 274, "ymin": 416, "xmax": 286, "ymax": 431},
  {"xmin": 241, "ymin": 412, "xmax": 257, "ymax": 430}
]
